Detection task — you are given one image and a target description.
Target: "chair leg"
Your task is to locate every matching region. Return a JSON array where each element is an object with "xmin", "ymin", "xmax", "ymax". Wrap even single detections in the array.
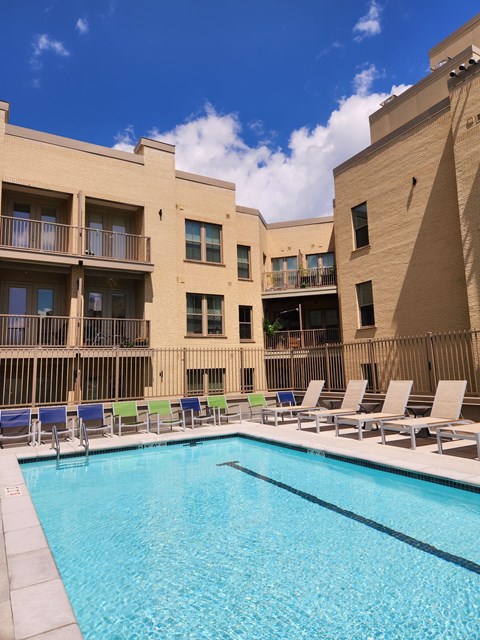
[
  {"xmin": 410, "ymin": 425, "xmax": 416, "ymax": 450},
  {"xmin": 358, "ymin": 421, "xmax": 365, "ymax": 441},
  {"xmin": 380, "ymin": 424, "xmax": 386, "ymax": 445},
  {"xmin": 436, "ymin": 430, "xmax": 443, "ymax": 455}
]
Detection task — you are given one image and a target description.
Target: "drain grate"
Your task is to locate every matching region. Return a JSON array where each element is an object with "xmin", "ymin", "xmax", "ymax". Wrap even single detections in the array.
[{"xmin": 4, "ymin": 485, "xmax": 22, "ymax": 497}]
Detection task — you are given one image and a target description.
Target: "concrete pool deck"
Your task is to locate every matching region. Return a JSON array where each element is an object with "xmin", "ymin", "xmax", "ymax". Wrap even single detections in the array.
[{"xmin": 1, "ymin": 418, "xmax": 480, "ymax": 639}]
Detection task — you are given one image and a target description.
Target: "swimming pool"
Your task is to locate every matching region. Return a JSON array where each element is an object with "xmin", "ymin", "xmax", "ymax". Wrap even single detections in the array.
[{"xmin": 22, "ymin": 437, "xmax": 480, "ymax": 639}]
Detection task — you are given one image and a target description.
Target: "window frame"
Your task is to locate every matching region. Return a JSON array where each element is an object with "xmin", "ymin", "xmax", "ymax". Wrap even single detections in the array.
[
  {"xmin": 356, "ymin": 280, "xmax": 375, "ymax": 328},
  {"xmin": 352, "ymin": 202, "xmax": 369, "ymax": 250},
  {"xmin": 185, "ymin": 219, "xmax": 223, "ymax": 264},
  {"xmin": 186, "ymin": 293, "xmax": 224, "ymax": 337},
  {"xmin": 239, "ymin": 305, "xmax": 253, "ymax": 341},
  {"xmin": 237, "ymin": 245, "xmax": 251, "ymax": 280}
]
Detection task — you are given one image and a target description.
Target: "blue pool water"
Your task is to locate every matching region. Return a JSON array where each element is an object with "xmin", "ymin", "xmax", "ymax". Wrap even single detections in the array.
[{"xmin": 22, "ymin": 437, "xmax": 480, "ymax": 639}]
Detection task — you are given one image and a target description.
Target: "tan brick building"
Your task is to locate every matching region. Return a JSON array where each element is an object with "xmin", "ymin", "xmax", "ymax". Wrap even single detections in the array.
[
  {"xmin": 0, "ymin": 101, "xmax": 337, "ymax": 404},
  {"xmin": 4, "ymin": 14, "xmax": 480, "ymax": 406},
  {"xmin": 333, "ymin": 14, "xmax": 480, "ymax": 343}
]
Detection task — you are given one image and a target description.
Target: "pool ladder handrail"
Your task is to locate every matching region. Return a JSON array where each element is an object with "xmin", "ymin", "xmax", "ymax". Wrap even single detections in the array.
[
  {"xmin": 80, "ymin": 421, "xmax": 90, "ymax": 462},
  {"xmin": 51, "ymin": 426, "xmax": 60, "ymax": 466},
  {"xmin": 51, "ymin": 423, "xmax": 89, "ymax": 467}
]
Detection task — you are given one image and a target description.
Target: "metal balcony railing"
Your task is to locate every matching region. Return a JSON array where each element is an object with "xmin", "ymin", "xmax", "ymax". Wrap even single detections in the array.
[
  {"xmin": 262, "ymin": 267, "xmax": 336, "ymax": 291},
  {"xmin": 0, "ymin": 216, "xmax": 71, "ymax": 254},
  {"xmin": 82, "ymin": 317, "xmax": 150, "ymax": 347},
  {"xmin": 264, "ymin": 328, "xmax": 341, "ymax": 349},
  {"xmin": 82, "ymin": 227, "xmax": 151, "ymax": 262},
  {"xmin": 0, "ymin": 315, "xmax": 150, "ymax": 347}
]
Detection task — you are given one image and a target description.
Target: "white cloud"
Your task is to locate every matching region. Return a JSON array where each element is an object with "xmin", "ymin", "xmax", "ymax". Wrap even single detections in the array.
[
  {"xmin": 113, "ymin": 125, "xmax": 136, "ymax": 152},
  {"xmin": 353, "ymin": 1, "xmax": 382, "ymax": 42},
  {"xmin": 353, "ymin": 64, "xmax": 382, "ymax": 96},
  {"xmin": 31, "ymin": 34, "xmax": 70, "ymax": 69},
  {"xmin": 113, "ymin": 73, "xmax": 410, "ymax": 222},
  {"xmin": 76, "ymin": 18, "xmax": 89, "ymax": 35}
]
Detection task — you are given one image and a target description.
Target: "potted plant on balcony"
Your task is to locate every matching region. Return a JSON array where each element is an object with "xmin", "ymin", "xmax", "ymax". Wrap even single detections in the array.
[
  {"xmin": 263, "ymin": 317, "xmax": 284, "ymax": 349},
  {"xmin": 299, "ymin": 267, "xmax": 311, "ymax": 288}
]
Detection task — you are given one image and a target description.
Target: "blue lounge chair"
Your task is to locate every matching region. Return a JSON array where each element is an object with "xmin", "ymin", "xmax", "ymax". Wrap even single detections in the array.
[
  {"xmin": 77, "ymin": 403, "xmax": 113, "ymax": 443},
  {"xmin": 37, "ymin": 406, "xmax": 74, "ymax": 446},
  {"xmin": 0, "ymin": 408, "xmax": 34, "ymax": 447},
  {"xmin": 180, "ymin": 397, "xmax": 215, "ymax": 429}
]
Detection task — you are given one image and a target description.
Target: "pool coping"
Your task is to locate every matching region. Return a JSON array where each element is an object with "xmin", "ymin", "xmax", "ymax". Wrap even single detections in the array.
[{"xmin": 2, "ymin": 422, "xmax": 480, "ymax": 639}]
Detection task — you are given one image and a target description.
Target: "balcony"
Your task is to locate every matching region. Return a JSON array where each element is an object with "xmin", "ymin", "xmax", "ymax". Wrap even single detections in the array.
[
  {"xmin": 0, "ymin": 216, "xmax": 72, "ymax": 254},
  {"xmin": 264, "ymin": 328, "xmax": 340, "ymax": 349},
  {"xmin": 262, "ymin": 267, "xmax": 336, "ymax": 292},
  {"xmin": 0, "ymin": 216, "xmax": 152, "ymax": 265},
  {"xmin": 82, "ymin": 227, "xmax": 151, "ymax": 263},
  {"xmin": 0, "ymin": 315, "xmax": 150, "ymax": 348}
]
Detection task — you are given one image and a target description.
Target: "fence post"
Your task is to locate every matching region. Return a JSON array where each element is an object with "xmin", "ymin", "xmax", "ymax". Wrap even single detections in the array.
[
  {"xmin": 183, "ymin": 347, "xmax": 187, "ymax": 397},
  {"xmin": 325, "ymin": 343, "xmax": 331, "ymax": 391},
  {"xmin": 426, "ymin": 332, "xmax": 438, "ymax": 393},
  {"xmin": 369, "ymin": 339, "xmax": 378, "ymax": 392},
  {"xmin": 114, "ymin": 345, "xmax": 120, "ymax": 401},
  {"xmin": 289, "ymin": 349, "xmax": 295, "ymax": 390},
  {"xmin": 31, "ymin": 348, "xmax": 39, "ymax": 407},
  {"xmin": 240, "ymin": 347, "xmax": 244, "ymax": 393}
]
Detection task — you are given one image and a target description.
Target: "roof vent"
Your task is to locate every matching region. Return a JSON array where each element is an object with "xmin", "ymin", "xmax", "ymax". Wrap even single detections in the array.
[{"xmin": 380, "ymin": 95, "xmax": 397, "ymax": 107}]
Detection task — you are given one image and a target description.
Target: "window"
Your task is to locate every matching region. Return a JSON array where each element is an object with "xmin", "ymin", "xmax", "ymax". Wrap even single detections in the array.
[
  {"xmin": 239, "ymin": 306, "xmax": 253, "ymax": 340},
  {"xmin": 306, "ymin": 252, "xmax": 335, "ymax": 270},
  {"xmin": 271, "ymin": 256, "xmax": 298, "ymax": 288},
  {"xmin": 4, "ymin": 195, "xmax": 66, "ymax": 253},
  {"xmin": 356, "ymin": 281, "xmax": 375, "ymax": 327},
  {"xmin": 85, "ymin": 205, "xmax": 138, "ymax": 260},
  {"xmin": 242, "ymin": 368, "xmax": 254, "ymax": 393},
  {"xmin": 186, "ymin": 368, "xmax": 225, "ymax": 395},
  {"xmin": 352, "ymin": 202, "xmax": 369, "ymax": 249},
  {"xmin": 237, "ymin": 245, "xmax": 251, "ymax": 279},
  {"xmin": 186, "ymin": 294, "xmax": 224, "ymax": 335},
  {"xmin": 185, "ymin": 220, "xmax": 222, "ymax": 263}
]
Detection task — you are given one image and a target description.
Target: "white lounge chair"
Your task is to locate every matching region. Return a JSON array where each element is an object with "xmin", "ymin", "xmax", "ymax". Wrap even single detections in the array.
[
  {"xmin": 262, "ymin": 380, "xmax": 325, "ymax": 427},
  {"xmin": 334, "ymin": 380, "xmax": 413, "ymax": 440},
  {"xmin": 380, "ymin": 380, "xmax": 469, "ymax": 449},
  {"xmin": 436, "ymin": 422, "xmax": 480, "ymax": 460},
  {"xmin": 297, "ymin": 380, "xmax": 368, "ymax": 433}
]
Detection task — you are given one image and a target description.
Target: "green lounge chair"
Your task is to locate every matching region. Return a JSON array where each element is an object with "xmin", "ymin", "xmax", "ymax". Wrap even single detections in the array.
[
  {"xmin": 147, "ymin": 399, "xmax": 184, "ymax": 433},
  {"xmin": 207, "ymin": 395, "xmax": 242, "ymax": 425},
  {"xmin": 112, "ymin": 401, "xmax": 147, "ymax": 436}
]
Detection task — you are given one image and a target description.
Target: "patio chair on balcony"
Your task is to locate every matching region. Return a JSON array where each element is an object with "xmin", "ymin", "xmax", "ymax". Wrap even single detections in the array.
[
  {"xmin": 36, "ymin": 406, "xmax": 74, "ymax": 446},
  {"xmin": 147, "ymin": 400, "xmax": 185, "ymax": 434},
  {"xmin": 379, "ymin": 380, "xmax": 469, "ymax": 450},
  {"xmin": 180, "ymin": 397, "xmax": 215, "ymax": 429},
  {"xmin": 297, "ymin": 380, "xmax": 368, "ymax": 433},
  {"xmin": 77, "ymin": 403, "xmax": 113, "ymax": 443},
  {"xmin": 0, "ymin": 408, "xmax": 35, "ymax": 447},
  {"xmin": 111, "ymin": 401, "xmax": 148, "ymax": 436},
  {"xmin": 262, "ymin": 380, "xmax": 326, "ymax": 427},
  {"xmin": 207, "ymin": 395, "xmax": 242, "ymax": 425},
  {"xmin": 333, "ymin": 380, "xmax": 413, "ymax": 440}
]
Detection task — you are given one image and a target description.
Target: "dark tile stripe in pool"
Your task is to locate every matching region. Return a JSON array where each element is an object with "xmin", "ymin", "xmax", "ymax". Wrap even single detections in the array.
[{"xmin": 217, "ymin": 460, "xmax": 480, "ymax": 577}]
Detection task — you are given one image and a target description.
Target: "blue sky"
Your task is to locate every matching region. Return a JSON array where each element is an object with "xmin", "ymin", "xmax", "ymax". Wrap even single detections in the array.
[{"xmin": 0, "ymin": 1, "xmax": 478, "ymax": 220}]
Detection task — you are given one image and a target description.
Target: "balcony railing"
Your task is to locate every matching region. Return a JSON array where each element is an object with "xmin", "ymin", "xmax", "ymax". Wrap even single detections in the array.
[
  {"xmin": 264, "ymin": 328, "xmax": 341, "ymax": 349},
  {"xmin": 0, "ymin": 315, "xmax": 150, "ymax": 347},
  {"xmin": 0, "ymin": 216, "xmax": 71, "ymax": 254},
  {"xmin": 82, "ymin": 227, "xmax": 151, "ymax": 262},
  {"xmin": 262, "ymin": 267, "xmax": 336, "ymax": 291}
]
